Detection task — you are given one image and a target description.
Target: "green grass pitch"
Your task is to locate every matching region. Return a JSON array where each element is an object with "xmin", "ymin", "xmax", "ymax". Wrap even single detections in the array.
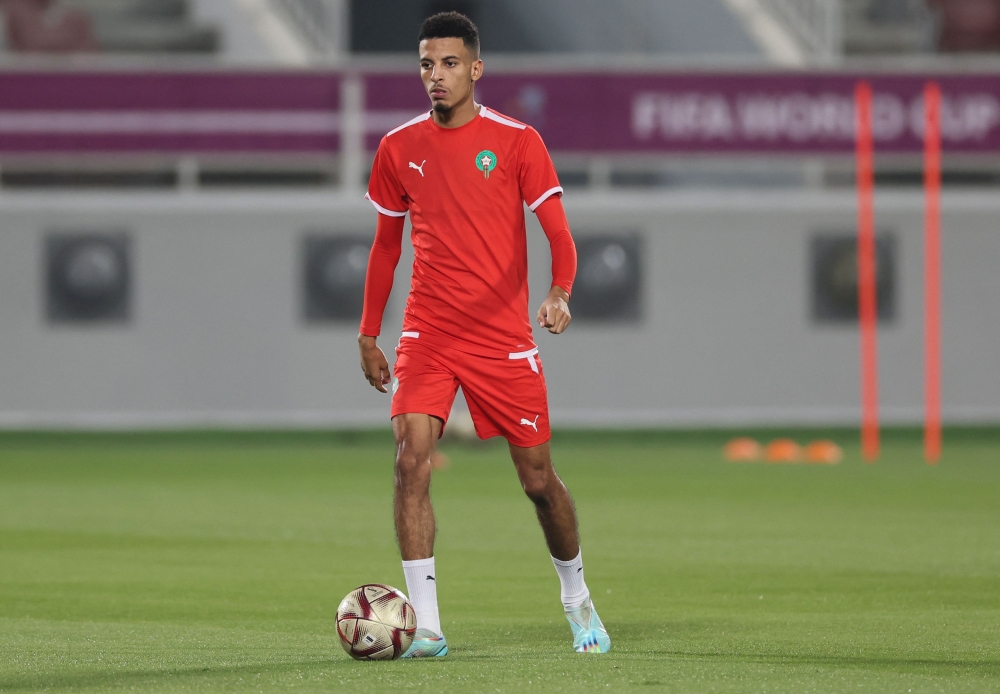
[{"xmin": 1, "ymin": 428, "xmax": 999, "ymax": 693}]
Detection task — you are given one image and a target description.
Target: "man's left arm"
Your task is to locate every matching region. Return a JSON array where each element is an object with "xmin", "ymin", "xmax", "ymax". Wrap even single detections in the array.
[{"xmin": 534, "ymin": 196, "xmax": 577, "ymax": 334}]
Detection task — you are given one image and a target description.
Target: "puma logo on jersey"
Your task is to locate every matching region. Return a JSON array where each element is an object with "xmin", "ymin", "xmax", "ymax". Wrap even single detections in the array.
[
  {"xmin": 408, "ymin": 160, "xmax": 426, "ymax": 177},
  {"xmin": 520, "ymin": 415, "xmax": 540, "ymax": 432}
]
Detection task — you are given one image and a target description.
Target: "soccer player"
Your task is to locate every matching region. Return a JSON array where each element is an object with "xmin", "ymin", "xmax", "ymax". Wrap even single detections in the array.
[{"xmin": 358, "ymin": 12, "xmax": 611, "ymax": 657}]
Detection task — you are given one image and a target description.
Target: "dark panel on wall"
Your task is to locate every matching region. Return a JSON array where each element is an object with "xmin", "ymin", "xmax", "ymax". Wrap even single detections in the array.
[
  {"xmin": 571, "ymin": 235, "xmax": 642, "ymax": 322},
  {"xmin": 811, "ymin": 232, "xmax": 897, "ymax": 323},
  {"xmin": 46, "ymin": 232, "xmax": 131, "ymax": 324},
  {"xmin": 351, "ymin": 0, "xmax": 535, "ymax": 53},
  {"xmin": 303, "ymin": 234, "xmax": 372, "ymax": 322}
]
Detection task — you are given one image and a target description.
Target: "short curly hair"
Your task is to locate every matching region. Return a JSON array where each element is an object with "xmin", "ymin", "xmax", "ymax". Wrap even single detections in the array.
[{"xmin": 418, "ymin": 11, "xmax": 480, "ymax": 57}]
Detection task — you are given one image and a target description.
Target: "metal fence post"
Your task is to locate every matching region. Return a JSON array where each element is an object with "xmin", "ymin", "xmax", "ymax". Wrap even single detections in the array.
[{"xmin": 340, "ymin": 73, "xmax": 365, "ymax": 194}]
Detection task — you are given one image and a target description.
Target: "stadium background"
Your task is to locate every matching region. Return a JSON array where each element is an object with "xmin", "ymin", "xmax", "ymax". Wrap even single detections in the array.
[
  {"xmin": 2, "ymin": 2, "xmax": 1000, "ymax": 692},
  {"xmin": 3, "ymin": 0, "xmax": 1000, "ymax": 429}
]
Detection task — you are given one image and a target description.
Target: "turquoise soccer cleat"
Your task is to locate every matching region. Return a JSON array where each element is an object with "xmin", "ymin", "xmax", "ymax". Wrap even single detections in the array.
[
  {"xmin": 565, "ymin": 599, "xmax": 611, "ymax": 653},
  {"xmin": 401, "ymin": 628, "xmax": 449, "ymax": 658}
]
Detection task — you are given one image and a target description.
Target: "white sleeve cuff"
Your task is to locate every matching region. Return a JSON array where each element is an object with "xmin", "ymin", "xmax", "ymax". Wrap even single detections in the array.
[
  {"xmin": 365, "ymin": 193, "xmax": 407, "ymax": 217},
  {"xmin": 528, "ymin": 186, "xmax": 564, "ymax": 212}
]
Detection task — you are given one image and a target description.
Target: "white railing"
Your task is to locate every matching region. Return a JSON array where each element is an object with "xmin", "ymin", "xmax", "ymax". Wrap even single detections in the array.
[{"xmin": 757, "ymin": 0, "xmax": 843, "ymax": 63}]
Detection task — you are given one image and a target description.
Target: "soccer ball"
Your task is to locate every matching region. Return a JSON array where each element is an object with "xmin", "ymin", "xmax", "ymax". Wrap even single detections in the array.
[{"xmin": 336, "ymin": 584, "xmax": 416, "ymax": 660}]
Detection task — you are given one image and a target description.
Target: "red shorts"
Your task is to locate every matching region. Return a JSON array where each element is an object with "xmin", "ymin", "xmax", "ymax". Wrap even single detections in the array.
[{"xmin": 390, "ymin": 334, "xmax": 551, "ymax": 448}]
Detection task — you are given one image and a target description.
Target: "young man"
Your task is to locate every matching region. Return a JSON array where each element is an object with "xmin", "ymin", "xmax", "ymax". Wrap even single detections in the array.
[{"xmin": 358, "ymin": 11, "xmax": 610, "ymax": 657}]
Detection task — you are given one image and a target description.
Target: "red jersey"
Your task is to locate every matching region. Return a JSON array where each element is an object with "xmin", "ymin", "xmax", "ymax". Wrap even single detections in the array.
[{"xmin": 364, "ymin": 106, "xmax": 564, "ymax": 358}]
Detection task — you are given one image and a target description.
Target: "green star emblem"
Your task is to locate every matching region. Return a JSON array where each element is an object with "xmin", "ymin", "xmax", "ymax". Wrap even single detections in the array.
[{"xmin": 476, "ymin": 150, "xmax": 497, "ymax": 179}]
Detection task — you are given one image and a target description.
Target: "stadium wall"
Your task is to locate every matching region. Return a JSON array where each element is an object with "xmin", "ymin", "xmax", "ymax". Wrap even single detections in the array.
[{"xmin": 1, "ymin": 188, "xmax": 999, "ymax": 429}]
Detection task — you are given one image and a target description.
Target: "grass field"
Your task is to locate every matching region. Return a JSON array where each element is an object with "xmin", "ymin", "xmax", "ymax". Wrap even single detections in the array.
[{"xmin": 1, "ymin": 429, "xmax": 998, "ymax": 693}]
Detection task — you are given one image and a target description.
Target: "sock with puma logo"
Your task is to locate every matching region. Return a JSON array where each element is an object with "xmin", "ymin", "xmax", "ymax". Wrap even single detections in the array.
[
  {"xmin": 551, "ymin": 549, "xmax": 590, "ymax": 611},
  {"xmin": 402, "ymin": 556, "xmax": 442, "ymax": 636}
]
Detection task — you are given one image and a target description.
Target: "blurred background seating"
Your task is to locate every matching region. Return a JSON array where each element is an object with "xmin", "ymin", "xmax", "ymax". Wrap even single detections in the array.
[
  {"xmin": 0, "ymin": 0, "xmax": 98, "ymax": 52},
  {"xmin": 930, "ymin": 0, "xmax": 1000, "ymax": 52},
  {"xmin": 0, "ymin": 0, "xmax": 218, "ymax": 54},
  {"xmin": 3, "ymin": 1, "xmax": 1000, "ymax": 61},
  {"xmin": 843, "ymin": 0, "xmax": 937, "ymax": 54}
]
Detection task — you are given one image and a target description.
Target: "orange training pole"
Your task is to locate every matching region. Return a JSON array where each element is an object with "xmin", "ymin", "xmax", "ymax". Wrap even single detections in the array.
[
  {"xmin": 855, "ymin": 81, "xmax": 880, "ymax": 462},
  {"xmin": 923, "ymin": 82, "xmax": 943, "ymax": 464}
]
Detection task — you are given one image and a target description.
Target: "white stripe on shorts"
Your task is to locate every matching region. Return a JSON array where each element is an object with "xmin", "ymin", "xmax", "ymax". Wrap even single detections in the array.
[
  {"xmin": 508, "ymin": 347, "xmax": 540, "ymax": 373},
  {"xmin": 397, "ymin": 331, "xmax": 420, "ymax": 349}
]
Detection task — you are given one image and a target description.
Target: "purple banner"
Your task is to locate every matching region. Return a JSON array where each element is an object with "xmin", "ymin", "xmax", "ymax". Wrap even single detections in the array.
[
  {"xmin": 0, "ymin": 72, "xmax": 340, "ymax": 153},
  {"xmin": 365, "ymin": 72, "xmax": 1000, "ymax": 154},
  {"xmin": 2, "ymin": 71, "xmax": 999, "ymax": 155}
]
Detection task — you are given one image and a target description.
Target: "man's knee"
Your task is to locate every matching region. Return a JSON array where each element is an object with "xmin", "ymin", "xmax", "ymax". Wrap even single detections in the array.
[
  {"xmin": 393, "ymin": 426, "xmax": 435, "ymax": 496},
  {"xmin": 510, "ymin": 442, "xmax": 557, "ymax": 504},
  {"xmin": 518, "ymin": 463, "xmax": 555, "ymax": 505},
  {"xmin": 393, "ymin": 415, "xmax": 437, "ymax": 464},
  {"xmin": 395, "ymin": 446, "xmax": 425, "ymax": 473},
  {"xmin": 395, "ymin": 437, "xmax": 431, "ymax": 476}
]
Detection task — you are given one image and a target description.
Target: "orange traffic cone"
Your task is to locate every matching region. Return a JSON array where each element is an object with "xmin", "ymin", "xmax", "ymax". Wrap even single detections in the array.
[
  {"xmin": 804, "ymin": 440, "xmax": 843, "ymax": 464},
  {"xmin": 764, "ymin": 439, "xmax": 802, "ymax": 463},
  {"xmin": 724, "ymin": 437, "xmax": 762, "ymax": 462}
]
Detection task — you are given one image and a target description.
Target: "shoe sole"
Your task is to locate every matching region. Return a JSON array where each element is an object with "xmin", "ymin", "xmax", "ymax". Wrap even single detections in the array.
[{"xmin": 401, "ymin": 643, "xmax": 448, "ymax": 658}]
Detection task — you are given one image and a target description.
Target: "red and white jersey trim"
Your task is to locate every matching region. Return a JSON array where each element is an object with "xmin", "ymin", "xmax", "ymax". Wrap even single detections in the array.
[
  {"xmin": 365, "ymin": 192, "xmax": 407, "ymax": 217},
  {"xmin": 528, "ymin": 186, "xmax": 564, "ymax": 212},
  {"xmin": 480, "ymin": 107, "xmax": 526, "ymax": 130},
  {"xmin": 386, "ymin": 111, "xmax": 431, "ymax": 137}
]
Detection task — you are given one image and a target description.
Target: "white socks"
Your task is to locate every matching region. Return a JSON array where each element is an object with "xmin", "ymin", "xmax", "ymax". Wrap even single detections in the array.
[
  {"xmin": 551, "ymin": 549, "xmax": 590, "ymax": 611},
  {"xmin": 403, "ymin": 552, "xmax": 587, "ymax": 632},
  {"xmin": 402, "ymin": 557, "xmax": 442, "ymax": 636}
]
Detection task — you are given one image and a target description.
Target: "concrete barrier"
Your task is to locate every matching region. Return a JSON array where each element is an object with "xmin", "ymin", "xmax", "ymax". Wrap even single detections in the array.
[{"xmin": 1, "ymin": 188, "xmax": 998, "ymax": 428}]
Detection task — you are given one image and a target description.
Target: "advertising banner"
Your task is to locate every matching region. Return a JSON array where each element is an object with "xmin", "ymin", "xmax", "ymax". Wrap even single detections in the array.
[
  {"xmin": 366, "ymin": 72, "xmax": 1000, "ymax": 155},
  {"xmin": 1, "ymin": 71, "xmax": 998, "ymax": 155}
]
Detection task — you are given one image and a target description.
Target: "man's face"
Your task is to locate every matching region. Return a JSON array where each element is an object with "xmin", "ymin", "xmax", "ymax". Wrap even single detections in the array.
[{"xmin": 419, "ymin": 37, "xmax": 482, "ymax": 114}]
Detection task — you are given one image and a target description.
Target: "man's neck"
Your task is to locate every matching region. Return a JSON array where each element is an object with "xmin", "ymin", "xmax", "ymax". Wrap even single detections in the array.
[{"xmin": 432, "ymin": 97, "xmax": 480, "ymax": 129}]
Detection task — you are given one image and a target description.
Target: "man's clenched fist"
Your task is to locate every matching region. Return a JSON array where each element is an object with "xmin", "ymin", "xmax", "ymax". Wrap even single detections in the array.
[
  {"xmin": 358, "ymin": 334, "xmax": 391, "ymax": 392},
  {"xmin": 536, "ymin": 286, "xmax": 572, "ymax": 334}
]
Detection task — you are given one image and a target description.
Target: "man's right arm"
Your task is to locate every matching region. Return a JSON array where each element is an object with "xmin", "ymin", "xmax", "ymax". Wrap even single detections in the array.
[
  {"xmin": 534, "ymin": 196, "xmax": 576, "ymax": 334},
  {"xmin": 358, "ymin": 213, "xmax": 405, "ymax": 392}
]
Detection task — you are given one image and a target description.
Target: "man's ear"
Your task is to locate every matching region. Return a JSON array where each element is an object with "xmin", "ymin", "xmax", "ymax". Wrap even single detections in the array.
[{"xmin": 471, "ymin": 59, "xmax": 483, "ymax": 82}]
